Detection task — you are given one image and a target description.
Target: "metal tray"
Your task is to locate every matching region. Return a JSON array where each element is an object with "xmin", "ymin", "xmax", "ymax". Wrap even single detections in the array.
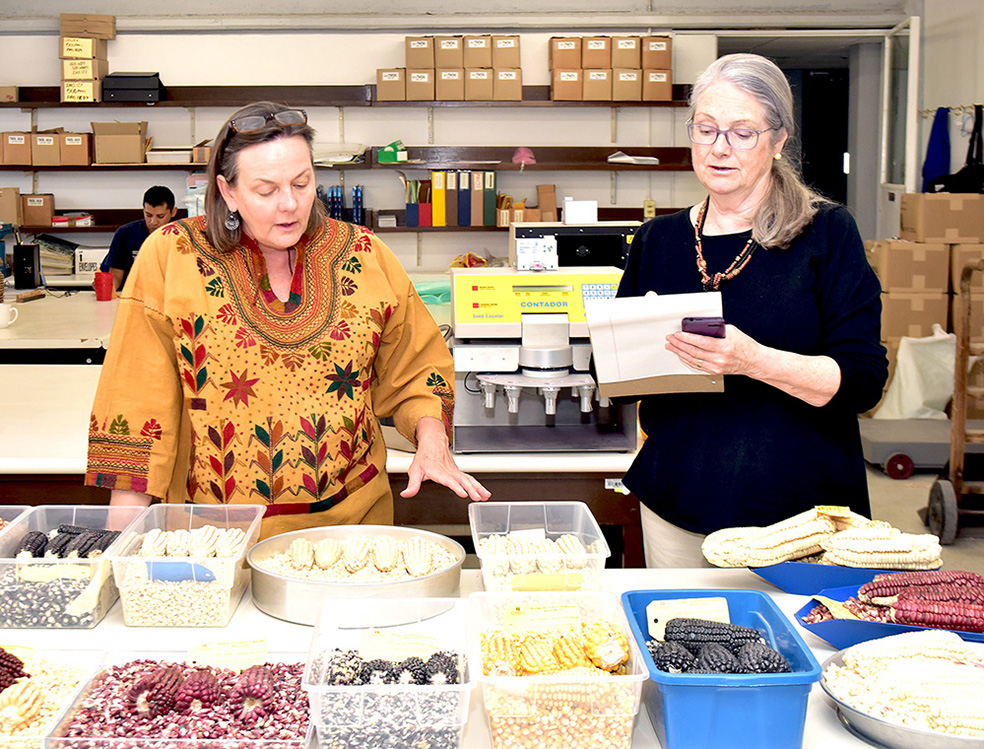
[
  {"xmin": 247, "ymin": 525, "xmax": 464, "ymax": 626},
  {"xmin": 820, "ymin": 652, "xmax": 982, "ymax": 749}
]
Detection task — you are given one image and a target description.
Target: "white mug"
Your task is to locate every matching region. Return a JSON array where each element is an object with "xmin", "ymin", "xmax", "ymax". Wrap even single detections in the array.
[{"xmin": 0, "ymin": 303, "xmax": 18, "ymax": 329}]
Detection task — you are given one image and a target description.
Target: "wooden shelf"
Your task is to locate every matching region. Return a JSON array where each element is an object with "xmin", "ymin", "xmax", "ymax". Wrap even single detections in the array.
[
  {"xmin": 21, "ymin": 208, "xmax": 188, "ymax": 235},
  {"xmin": 1, "ymin": 161, "xmax": 367, "ymax": 173},
  {"xmin": 371, "ymin": 145, "xmax": 692, "ymax": 171},
  {"xmin": 370, "ymin": 84, "xmax": 691, "ymax": 107}
]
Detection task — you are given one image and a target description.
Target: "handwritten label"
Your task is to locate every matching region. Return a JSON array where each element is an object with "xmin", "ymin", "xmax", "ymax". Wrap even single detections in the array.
[
  {"xmin": 496, "ymin": 39, "xmax": 516, "ymax": 48},
  {"xmin": 62, "ymin": 37, "xmax": 96, "ymax": 57},
  {"xmin": 410, "ymin": 73, "xmax": 430, "ymax": 82},
  {"xmin": 645, "ymin": 597, "xmax": 730, "ymax": 641},
  {"xmin": 410, "ymin": 40, "xmax": 429, "ymax": 49},
  {"xmin": 7, "ymin": 135, "xmax": 25, "ymax": 145},
  {"xmin": 467, "ymin": 38, "xmax": 488, "ymax": 48},
  {"xmin": 560, "ymin": 72, "xmax": 579, "ymax": 82},
  {"xmin": 557, "ymin": 41, "xmax": 576, "ymax": 50},
  {"xmin": 440, "ymin": 40, "xmax": 459, "ymax": 49},
  {"xmin": 470, "ymin": 71, "xmax": 489, "ymax": 80},
  {"xmin": 62, "ymin": 82, "xmax": 98, "ymax": 102},
  {"xmin": 618, "ymin": 39, "xmax": 638, "ymax": 49},
  {"xmin": 381, "ymin": 72, "xmax": 400, "ymax": 82},
  {"xmin": 649, "ymin": 41, "xmax": 668, "ymax": 51},
  {"xmin": 589, "ymin": 71, "xmax": 609, "ymax": 80},
  {"xmin": 498, "ymin": 71, "xmax": 517, "ymax": 81},
  {"xmin": 502, "ymin": 601, "xmax": 580, "ymax": 632},
  {"xmin": 186, "ymin": 639, "xmax": 268, "ymax": 671},
  {"xmin": 619, "ymin": 72, "xmax": 639, "ymax": 82},
  {"xmin": 359, "ymin": 631, "xmax": 442, "ymax": 661},
  {"xmin": 648, "ymin": 72, "xmax": 668, "ymax": 82},
  {"xmin": 441, "ymin": 71, "xmax": 460, "ymax": 80},
  {"xmin": 587, "ymin": 40, "xmax": 606, "ymax": 50},
  {"xmin": 65, "ymin": 135, "xmax": 83, "ymax": 146}
]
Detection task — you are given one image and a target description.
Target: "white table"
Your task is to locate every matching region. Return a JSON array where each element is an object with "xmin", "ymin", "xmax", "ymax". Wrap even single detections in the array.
[
  {"xmin": 3, "ymin": 568, "xmax": 860, "ymax": 748},
  {"xmin": 0, "ymin": 292, "xmax": 117, "ymax": 349}
]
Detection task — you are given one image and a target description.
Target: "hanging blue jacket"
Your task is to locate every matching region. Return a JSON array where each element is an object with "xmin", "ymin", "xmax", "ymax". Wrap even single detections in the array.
[{"xmin": 922, "ymin": 107, "xmax": 951, "ymax": 192}]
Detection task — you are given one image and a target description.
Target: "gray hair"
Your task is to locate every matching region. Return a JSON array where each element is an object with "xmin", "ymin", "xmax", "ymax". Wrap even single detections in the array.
[{"xmin": 689, "ymin": 53, "xmax": 828, "ymax": 250}]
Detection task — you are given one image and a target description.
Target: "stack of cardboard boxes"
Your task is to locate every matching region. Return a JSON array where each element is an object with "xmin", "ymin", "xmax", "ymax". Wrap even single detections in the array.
[
  {"xmin": 549, "ymin": 35, "xmax": 672, "ymax": 102},
  {"xmin": 377, "ymin": 35, "xmax": 522, "ymax": 102},
  {"xmin": 59, "ymin": 13, "xmax": 115, "ymax": 103}
]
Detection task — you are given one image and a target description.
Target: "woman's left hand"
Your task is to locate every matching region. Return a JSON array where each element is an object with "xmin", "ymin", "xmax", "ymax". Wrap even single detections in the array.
[
  {"xmin": 665, "ymin": 324, "xmax": 763, "ymax": 377},
  {"xmin": 400, "ymin": 416, "xmax": 492, "ymax": 502}
]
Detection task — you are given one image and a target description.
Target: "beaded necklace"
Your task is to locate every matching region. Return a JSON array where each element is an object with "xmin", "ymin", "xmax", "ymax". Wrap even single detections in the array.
[{"xmin": 694, "ymin": 197, "xmax": 758, "ymax": 291}]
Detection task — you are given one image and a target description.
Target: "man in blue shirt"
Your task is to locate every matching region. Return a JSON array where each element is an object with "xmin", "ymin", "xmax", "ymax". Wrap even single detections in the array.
[{"xmin": 100, "ymin": 186, "xmax": 177, "ymax": 290}]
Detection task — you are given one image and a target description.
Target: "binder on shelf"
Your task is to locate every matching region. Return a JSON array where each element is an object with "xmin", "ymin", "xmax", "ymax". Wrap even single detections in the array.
[
  {"xmin": 445, "ymin": 171, "xmax": 459, "ymax": 227},
  {"xmin": 457, "ymin": 170, "xmax": 471, "ymax": 228},
  {"xmin": 471, "ymin": 172, "xmax": 484, "ymax": 226},
  {"xmin": 483, "ymin": 171, "xmax": 497, "ymax": 227},
  {"xmin": 431, "ymin": 170, "xmax": 446, "ymax": 227},
  {"xmin": 418, "ymin": 179, "xmax": 433, "ymax": 227}
]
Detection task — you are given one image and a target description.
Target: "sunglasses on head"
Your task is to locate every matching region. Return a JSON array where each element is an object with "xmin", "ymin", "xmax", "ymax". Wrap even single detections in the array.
[{"xmin": 229, "ymin": 109, "xmax": 308, "ymax": 134}]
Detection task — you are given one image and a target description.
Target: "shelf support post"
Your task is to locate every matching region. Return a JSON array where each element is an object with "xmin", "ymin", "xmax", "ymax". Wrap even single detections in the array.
[
  {"xmin": 610, "ymin": 171, "xmax": 617, "ymax": 206},
  {"xmin": 611, "ymin": 107, "xmax": 619, "ymax": 144},
  {"xmin": 428, "ymin": 107, "xmax": 434, "ymax": 145}
]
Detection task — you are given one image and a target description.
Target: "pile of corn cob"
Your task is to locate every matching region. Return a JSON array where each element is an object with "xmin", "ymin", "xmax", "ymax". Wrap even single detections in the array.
[
  {"xmin": 823, "ymin": 629, "xmax": 984, "ymax": 738},
  {"xmin": 645, "ymin": 618, "xmax": 791, "ymax": 674},
  {"xmin": 701, "ymin": 508, "xmax": 943, "ymax": 569},
  {"xmin": 480, "ymin": 618, "xmax": 630, "ymax": 677},
  {"xmin": 477, "ymin": 532, "xmax": 606, "ymax": 577},
  {"xmin": 805, "ymin": 569, "xmax": 984, "ymax": 633}
]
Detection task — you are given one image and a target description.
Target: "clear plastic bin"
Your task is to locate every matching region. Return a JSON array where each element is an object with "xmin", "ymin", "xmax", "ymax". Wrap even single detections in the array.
[
  {"xmin": 468, "ymin": 501, "xmax": 610, "ymax": 592},
  {"xmin": 0, "ymin": 505, "xmax": 144, "ymax": 628},
  {"xmin": 45, "ymin": 650, "xmax": 311, "ymax": 749},
  {"xmin": 302, "ymin": 598, "xmax": 474, "ymax": 749},
  {"xmin": 109, "ymin": 504, "xmax": 264, "ymax": 627},
  {"xmin": 0, "ymin": 505, "xmax": 29, "ymax": 538},
  {"xmin": 470, "ymin": 591, "xmax": 646, "ymax": 749},
  {"xmin": 622, "ymin": 589, "xmax": 822, "ymax": 749}
]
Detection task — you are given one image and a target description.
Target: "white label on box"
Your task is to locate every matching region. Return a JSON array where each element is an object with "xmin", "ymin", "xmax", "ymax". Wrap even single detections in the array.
[
  {"xmin": 649, "ymin": 40, "xmax": 668, "ymax": 51},
  {"xmin": 381, "ymin": 71, "xmax": 400, "ymax": 81},
  {"xmin": 618, "ymin": 39, "xmax": 638, "ymax": 49},
  {"xmin": 470, "ymin": 70, "xmax": 489, "ymax": 80},
  {"xmin": 410, "ymin": 72, "xmax": 430, "ymax": 82},
  {"xmin": 76, "ymin": 248, "xmax": 104, "ymax": 275},
  {"xmin": 467, "ymin": 38, "xmax": 488, "ymax": 48},
  {"xmin": 587, "ymin": 40, "xmax": 606, "ymax": 49},
  {"xmin": 497, "ymin": 39, "xmax": 516, "ymax": 48},
  {"xmin": 560, "ymin": 72, "xmax": 579, "ymax": 81},
  {"xmin": 441, "ymin": 71, "xmax": 460, "ymax": 80},
  {"xmin": 37, "ymin": 136, "xmax": 55, "ymax": 146},
  {"xmin": 498, "ymin": 71, "xmax": 517, "ymax": 80},
  {"xmin": 648, "ymin": 72, "xmax": 668, "ymax": 82},
  {"xmin": 589, "ymin": 71, "xmax": 608, "ymax": 80},
  {"xmin": 65, "ymin": 135, "xmax": 83, "ymax": 145},
  {"xmin": 619, "ymin": 72, "xmax": 639, "ymax": 81},
  {"xmin": 8, "ymin": 135, "xmax": 25, "ymax": 145},
  {"xmin": 27, "ymin": 197, "xmax": 45, "ymax": 206},
  {"xmin": 557, "ymin": 40, "xmax": 576, "ymax": 50},
  {"xmin": 440, "ymin": 39, "xmax": 459, "ymax": 49},
  {"xmin": 410, "ymin": 40, "xmax": 429, "ymax": 48}
]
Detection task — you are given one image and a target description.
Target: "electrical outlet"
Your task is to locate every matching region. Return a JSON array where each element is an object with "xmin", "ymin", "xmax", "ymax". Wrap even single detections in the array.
[{"xmin": 643, "ymin": 199, "xmax": 656, "ymax": 218}]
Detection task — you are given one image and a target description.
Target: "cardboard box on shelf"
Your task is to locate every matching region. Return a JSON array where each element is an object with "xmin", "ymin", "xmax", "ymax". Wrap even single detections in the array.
[
  {"xmin": 642, "ymin": 36, "xmax": 673, "ymax": 69},
  {"xmin": 436, "ymin": 69, "xmax": 464, "ymax": 101},
  {"xmin": 643, "ymin": 69, "xmax": 672, "ymax": 101},
  {"xmin": 612, "ymin": 68, "xmax": 642, "ymax": 101},
  {"xmin": 60, "ymin": 13, "xmax": 116, "ymax": 40},
  {"xmin": 31, "ymin": 130, "xmax": 62, "ymax": 166},
  {"xmin": 192, "ymin": 139, "xmax": 212, "ymax": 164},
  {"xmin": 464, "ymin": 69, "xmax": 493, "ymax": 101},
  {"xmin": 60, "ymin": 36, "xmax": 108, "ymax": 60},
  {"xmin": 61, "ymin": 80, "xmax": 102, "ymax": 103},
  {"xmin": 434, "ymin": 36, "xmax": 463, "ymax": 68},
  {"xmin": 463, "ymin": 35, "xmax": 492, "ymax": 68},
  {"xmin": 61, "ymin": 57, "xmax": 108, "ymax": 80},
  {"xmin": 0, "ymin": 86, "xmax": 17, "ymax": 103},
  {"xmin": 582, "ymin": 69, "xmax": 612, "ymax": 101},
  {"xmin": 581, "ymin": 37, "xmax": 611, "ymax": 68},
  {"xmin": 950, "ymin": 243, "xmax": 984, "ymax": 293},
  {"xmin": 22, "ymin": 194, "xmax": 55, "ymax": 226},
  {"xmin": 550, "ymin": 69, "xmax": 582, "ymax": 101},
  {"xmin": 900, "ymin": 192, "xmax": 984, "ymax": 243},
  {"xmin": 59, "ymin": 132, "xmax": 91, "ymax": 165},
  {"xmin": 549, "ymin": 37, "xmax": 581, "ymax": 69},
  {"xmin": 611, "ymin": 36, "xmax": 642, "ymax": 68},
  {"xmin": 880, "ymin": 291, "xmax": 949, "ymax": 340},
  {"xmin": 2, "ymin": 132, "xmax": 31, "ymax": 165},
  {"xmin": 376, "ymin": 68, "xmax": 406, "ymax": 101},
  {"xmin": 537, "ymin": 184, "xmax": 558, "ymax": 222},
  {"xmin": 405, "ymin": 69, "xmax": 435, "ymax": 101},
  {"xmin": 0, "ymin": 187, "xmax": 21, "ymax": 225},
  {"xmin": 491, "ymin": 35, "xmax": 520, "ymax": 68},
  {"xmin": 91, "ymin": 120, "xmax": 148, "ymax": 164},
  {"xmin": 493, "ymin": 68, "xmax": 522, "ymax": 101},
  {"xmin": 865, "ymin": 239, "xmax": 949, "ymax": 293},
  {"xmin": 405, "ymin": 36, "xmax": 435, "ymax": 68}
]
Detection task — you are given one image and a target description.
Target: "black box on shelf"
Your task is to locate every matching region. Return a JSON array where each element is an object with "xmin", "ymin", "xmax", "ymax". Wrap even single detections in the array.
[{"xmin": 102, "ymin": 72, "xmax": 166, "ymax": 102}]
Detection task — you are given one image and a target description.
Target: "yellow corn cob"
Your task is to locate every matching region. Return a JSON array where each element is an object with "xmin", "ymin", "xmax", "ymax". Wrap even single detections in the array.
[
  {"xmin": 288, "ymin": 537, "xmax": 315, "ymax": 569},
  {"xmin": 534, "ymin": 537, "xmax": 563, "ymax": 574},
  {"xmin": 0, "ymin": 678, "xmax": 43, "ymax": 733},
  {"xmin": 401, "ymin": 536, "xmax": 433, "ymax": 577},
  {"xmin": 519, "ymin": 636, "xmax": 561, "ymax": 675},
  {"xmin": 482, "ymin": 631, "xmax": 521, "ymax": 676},
  {"xmin": 553, "ymin": 632, "xmax": 592, "ymax": 669},
  {"xmin": 371, "ymin": 536, "xmax": 399, "ymax": 572},
  {"xmin": 556, "ymin": 534, "xmax": 587, "ymax": 568},
  {"xmin": 533, "ymin": 666, "xmax": 613, "ymax": 709},
  {"xmin": 343, "ymin": 537, "xmax": 372, "ymax": 573},
  {"xmin": 313, "ymin": 537, "xmax": 343, "ymax": 569},
  {"xmin": 508, "ymin": 538, "xmax": 537, "ymax": 574},
  {"xmin": 583, "ymin": 619, "xmax": 629, "ymax": 672}
]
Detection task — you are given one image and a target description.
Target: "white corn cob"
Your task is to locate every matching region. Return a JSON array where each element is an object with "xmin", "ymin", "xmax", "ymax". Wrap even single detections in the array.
[
  {"xmin": 371, "ymin": 536, "xmax": 400, "ymax": 572},
  {"xmin": 165, "ymin": 529, "xmax": 193, "ymax": 557},
  {"xmin": 507, "ymin": 537, "xmax": 537, "ymax": 574},
  {"xmin": 927, "ymin": 702, "xmax": 984, "ymax": 737},
  {"xmin": 215, "ymin": 526, "xmax": 246, "ymax": 556},
  {"xmin": 190, "ymin": 525, "xmax": 222, "ymax": 557},
  {"xmin": 140, "ymin": 528, "xmax": 169, "ymax": 557},
  {"xmin": 478, "ymin": 534, "xmax": 511, "ymax": 577},
  {"xmin": 313, "ymin": 537, "xmax": 343, "ymax": 569},
  {"xmin": 700, "ymin": 526, "xmax": 760, "ymax": 567},
  {"xmin": 0, "ymin": 678, "xmax": 43, "ymax": 733},
  {"xmin": 556, "ymin": 534, "xmax": 588, "ymax": 569},
  {"xmin": 822, "ymin": 528, "xmax": 943, "ymax": 570},
  {"xmin": 343, "ymin": 537, "xmax": 372, "ymax": 573},
  {"xmin": 843, "ymin": 630, "xmax": 980, "ymax": 673},
  {"xmin": 402, "ymin": 536, "xmax": 433, "ymax": 577},
  {"xmin": 535, "ymin": 537, "xmax": 563, "ymax": 573},
  {"xmin": 703, "ymin": 510, "xmax": 837, "ymax": 568},
  {"xmin": 288, "ymin": 537, "xmax": 315, "ymax": 569}
]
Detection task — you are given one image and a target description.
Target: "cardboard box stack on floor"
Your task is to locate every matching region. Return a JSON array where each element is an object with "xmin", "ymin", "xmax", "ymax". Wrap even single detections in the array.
[
  {"xmin": 549, "ymin": 34, "xmax": 672, "ymax": 102},
  {"xmin": 59, "ymin": 13, "xmax": 115, "ymax": 104}
]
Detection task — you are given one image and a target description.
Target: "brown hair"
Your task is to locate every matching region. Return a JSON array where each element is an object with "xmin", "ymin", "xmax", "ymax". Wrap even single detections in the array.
[{"xmin": 204, "ymin": 101, "xmax": 326, "ymax": 252}]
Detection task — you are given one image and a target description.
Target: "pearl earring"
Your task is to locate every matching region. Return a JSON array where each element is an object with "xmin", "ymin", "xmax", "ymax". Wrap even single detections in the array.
[
  {"xmin": 774, "ymin": 153, "xmax": 783, "ymax": 161},
  {"xmin": 225, "ymin": 211, "xmax": 241, "ymax": 231}
]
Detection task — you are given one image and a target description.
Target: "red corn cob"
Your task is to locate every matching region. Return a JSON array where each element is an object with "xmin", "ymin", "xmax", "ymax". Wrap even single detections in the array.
[
  {"xmin": 859, "ymin": 570, "xmax": 984, "ymax": 604},
  {"xmin": 897, "ymin": 584, "xmax": 984, "ymax": 606},
  {"xmin": 891, "ymin": 599, "xmax": 984, "ymax": 633}
]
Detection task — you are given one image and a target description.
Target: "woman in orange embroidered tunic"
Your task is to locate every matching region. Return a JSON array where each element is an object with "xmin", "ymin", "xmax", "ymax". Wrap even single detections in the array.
[{"xmin": 86, "ymin": 102, "xmax": 490, "ymax": 538}]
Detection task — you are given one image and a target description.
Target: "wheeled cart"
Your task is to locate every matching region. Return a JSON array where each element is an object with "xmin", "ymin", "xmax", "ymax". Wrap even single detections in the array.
[{"xmin": 859, "ymin": 417, "xmax": 984, "ymax": 479}]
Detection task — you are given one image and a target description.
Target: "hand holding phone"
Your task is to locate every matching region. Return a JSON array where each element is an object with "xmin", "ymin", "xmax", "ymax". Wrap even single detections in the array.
[{"xmin": 681, "ymin": 316, "xmax": 726, "ymax": 338}]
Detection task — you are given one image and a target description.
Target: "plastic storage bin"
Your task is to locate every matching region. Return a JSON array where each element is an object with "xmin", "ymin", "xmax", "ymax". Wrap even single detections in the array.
[
  {"xmin": 622, "ymin": 588, "xmax": 822, "ymax": 749},
  {"xmin": 470, "ymin": 591, "xmax": 647, "ymax": 749},
  {"xmin": 109, "ymin": 503, "xmax": 264, "ymax": 627},
  {"xmin": 46, "ymin": 649, "xmax": 311, "ymax": 749},
  {"xmin": 302, "ymin": 598, "xmax": 474, "ymax": 749},
  {"xmin": 0, "ymin": 505, "xmax": 144, "ymax": 628},
  {"xmin": 469, "ymin": 501, "xmax": 610, "ymax": 591},
  {"xmin": 0, "ymin": 505, "xmax": 29, "ymax": 536}
]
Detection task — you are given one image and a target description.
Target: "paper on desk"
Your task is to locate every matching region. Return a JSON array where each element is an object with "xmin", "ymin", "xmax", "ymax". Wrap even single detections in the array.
[{"xmin": 585, "ymin": 290, "xmax": 725, "ymax": 398}]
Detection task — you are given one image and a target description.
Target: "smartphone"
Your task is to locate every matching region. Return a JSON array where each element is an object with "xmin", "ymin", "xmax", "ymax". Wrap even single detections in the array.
[{"xmin": 681, "ymin": 316, "xmax": 726, "ymax": 338}]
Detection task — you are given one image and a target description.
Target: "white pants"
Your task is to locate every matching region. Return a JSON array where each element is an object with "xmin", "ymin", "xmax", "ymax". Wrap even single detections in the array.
[{"xmin": 639, "ymin": 501, "xmax": 714, "ymax": 568}]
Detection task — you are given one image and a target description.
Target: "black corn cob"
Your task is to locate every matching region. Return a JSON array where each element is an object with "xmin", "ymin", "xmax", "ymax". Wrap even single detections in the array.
[
  {"xmin": 57, "ymin": 524, "xmax": 93, "ymax": 536},
  {"xmin": 735, "ymin": 641, "xmax": 791, "ymax": 674},
  {"xmin": 425, "ymin": 651, "xmax": 460, "ymax": 685},
  {"xmin": 693, "ymin": 642, "xmax": 738, "ymax": 673},
  {"xmin": 63, "ymin": 530, "xmax": 101, "ymax": 558},
  {"xmin": 650, "ymin": 641, "xmax": 697, "ymax": 673},
  {"xmin": 361, "ymin": 658, "xmax": 395, "ymax": 685},
  {"xmin": 87, "ymin": 530, "xmax": 121, "ymax": 556},
  {"xmin": 393, "ymin": 656, "xmax": 428, "ymax": 685},
  {"xmin": 664, "ymin": 618, "xmax": 763, "ymax": 655},
  {"xmin": 17, "ymin": 531, "xmax": 48, "ymax": 558},
  {"xmin": 44, "ymin": 532, "xmax": 75, "ymax": 558}
]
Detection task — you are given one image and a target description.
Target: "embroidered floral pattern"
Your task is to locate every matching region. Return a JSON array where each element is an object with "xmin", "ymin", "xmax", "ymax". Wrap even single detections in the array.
[
  {"xmin": 221, "ymin": 369, "xmax": 260, "ymax": 407},
  {"xmin": 250, "ymin": 418, "xmax": 289, "ymax": 503},
  {"xmin": 206, "ymin": 421, "xmax": 238, "ymax": 502}
]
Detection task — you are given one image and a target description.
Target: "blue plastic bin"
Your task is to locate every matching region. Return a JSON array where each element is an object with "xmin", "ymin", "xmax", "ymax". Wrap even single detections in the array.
[{"xmin": 622, "ymin": 589, "xmax": 821, "ymax": 749}]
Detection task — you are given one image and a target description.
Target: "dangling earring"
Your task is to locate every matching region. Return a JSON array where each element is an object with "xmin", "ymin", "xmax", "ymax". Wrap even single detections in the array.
[{"xmin": 225, "ymin": 210, "xmax": 241, "ymax": 231}]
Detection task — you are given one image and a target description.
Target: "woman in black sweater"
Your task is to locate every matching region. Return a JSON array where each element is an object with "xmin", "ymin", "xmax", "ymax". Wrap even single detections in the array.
[{"xmin": 619, "ymin": 53, "xmax": 887, "ymax": 567}]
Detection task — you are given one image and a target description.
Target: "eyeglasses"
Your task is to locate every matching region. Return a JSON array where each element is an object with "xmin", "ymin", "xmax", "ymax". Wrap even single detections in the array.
[
  {"xmin": 229, "ymin": 109, "xmax": 308, "ymax": 134},
  {"xmin": 687, "ymin": 122, "xmax": 778, "ymax": 150}
]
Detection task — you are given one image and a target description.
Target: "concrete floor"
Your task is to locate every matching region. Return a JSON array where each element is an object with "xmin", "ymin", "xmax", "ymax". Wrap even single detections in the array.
[{"xmin": 867, "ymin": 466, "xmax": 984, "ymax": 576}]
